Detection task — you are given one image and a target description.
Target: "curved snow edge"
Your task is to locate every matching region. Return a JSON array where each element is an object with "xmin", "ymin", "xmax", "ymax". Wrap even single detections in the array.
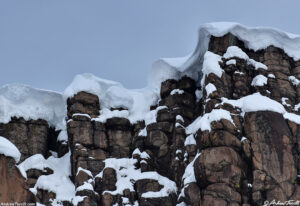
[{"xmin": 157, "ymin": 22, "xmax": 300, "ymax": 78}]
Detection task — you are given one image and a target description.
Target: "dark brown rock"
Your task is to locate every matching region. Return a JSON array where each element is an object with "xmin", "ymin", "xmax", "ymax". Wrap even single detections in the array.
[
  {"xmin": 194, "ymin": 147, "xmax": 245, "ymax": 189},
  {"xmin": 244, "ymin": 111, "xmax": 297, "ymax": 203},
  {"xmin": 202, "ymin": 183, "xmax": 241, "ymax": 206},
  {"xmin": 0, "ymin": 118, "xmax": 49, "ymax": 161},
  {"xmin": 184, "ymin": 183, "xmax": 201, "ymax": 206},
  {"xmin": 67, "ymin": 91, "xmax": 100, "ymax": 119},
  {"xmin": 0, "ymin": 155, "xmax": 35, "ymax": 203},
  {"xmin": 160, "ymin": 79, "xmax": 178, "ymax": 99}
]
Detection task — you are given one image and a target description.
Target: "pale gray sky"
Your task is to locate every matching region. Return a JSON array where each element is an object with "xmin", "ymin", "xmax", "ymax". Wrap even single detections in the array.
[{"xmin": 1, "ymin": 0, "xmax": 300, "ymax": 91}]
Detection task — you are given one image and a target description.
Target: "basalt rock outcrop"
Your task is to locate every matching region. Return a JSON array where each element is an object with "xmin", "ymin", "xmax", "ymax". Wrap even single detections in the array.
[
  {"xmin": 0, "ymin": 29, "xmax": 300, "ymax": 206},
  {"xmin": 0, "ymin": 155, "xmax": 35, "ymax": 203}
]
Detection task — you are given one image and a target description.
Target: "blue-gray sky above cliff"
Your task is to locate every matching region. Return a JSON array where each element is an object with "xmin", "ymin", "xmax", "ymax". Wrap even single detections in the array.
[{"xmin": 1, "ymin": 0, "xmax": 300, "ymax": 92}]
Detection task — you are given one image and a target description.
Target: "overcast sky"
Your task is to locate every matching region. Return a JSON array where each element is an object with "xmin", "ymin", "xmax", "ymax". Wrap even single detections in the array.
[{"xmin": 1, "ymin": 0, "xmax": 300, "ymax": 92}]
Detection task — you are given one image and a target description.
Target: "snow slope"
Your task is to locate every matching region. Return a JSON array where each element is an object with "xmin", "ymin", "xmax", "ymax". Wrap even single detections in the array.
[{"xmin": 18, "ymin": 152, "xmax": 75, "ymax": 203}]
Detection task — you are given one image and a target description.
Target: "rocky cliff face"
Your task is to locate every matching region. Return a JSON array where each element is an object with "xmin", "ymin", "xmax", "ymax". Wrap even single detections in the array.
[{"xmin": 0, "ymin": 24, "xmax": 300, "ymax": 206}]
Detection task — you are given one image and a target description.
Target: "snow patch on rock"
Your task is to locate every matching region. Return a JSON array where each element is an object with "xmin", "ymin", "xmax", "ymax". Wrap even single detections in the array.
[
  {"xmin": 186, "ymin": 109, "xmax": 234, "ymax": 134},
  {"xmin": 0, "ymin": 136, "xmax": 21, "ymax": 163},
  {"xmin": 205, "ymin": 83, "xmax": 217, "ymax": 96},
  {"xmin": 251, "ymin": 75, "xmax": 268, "ymax": 86},
  {"xmin": 96, "ymin": 157, "xmax": 177, "ymax": 198},
  {"xmin": 18, "ymin": 152, "xmax": 75, "ymax": 203}
]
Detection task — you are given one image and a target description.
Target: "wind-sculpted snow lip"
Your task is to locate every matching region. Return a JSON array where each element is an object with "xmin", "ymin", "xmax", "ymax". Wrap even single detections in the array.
[
  {"xmin": 0, "ymin": 83, "xmax": 66, "ymax": 130},
  {"xmin": 153, "ymin": 22, "xmax": 300, "ymax": 85},
  {"xmin": 1, "ymin": 22, "xmax": 300, "ymax": 131}
]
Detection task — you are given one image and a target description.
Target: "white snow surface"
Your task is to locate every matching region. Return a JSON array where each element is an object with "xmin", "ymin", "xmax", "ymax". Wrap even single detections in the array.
[
  {"xmin": 96, "ymin": 157, "xmax": 177, "ymax": 198},
  {"xmin": 18, "ymin": 152, "xmax": 75, "ymax": 202},
  {"xmin": 220, "ymin": 93, "xmax": 300, "ymax": 124},
  {"xmin": 176, "ymin": 115, "xmax": 184, "ymax": 122},
  {"xmin": 67, "ymin": 74, "xmax": 160, "ymax": 125},
  {"xmin": 251, "ymin": 75, "xmax": 268, "ymax": 86},
  {"xmin": 0, "ymin": 136, "xmax": 21, "ymax": 162},
  {"xmin": 226, "ymin": 59, "xmax": 236, "ymax": 65},
  {"xmin": 152, "ymin": 22, "xmax": 298, "ymax": 88},
  {"xmin": 223, "ymin": 46, "xmax": 268, "ymax": 70},
  {"xmin": 202, "ymin": 51, "xmax": 223, "ymax": 79},
  {"xmin": 289, "ymin": 76, "xmax": 300, "ymax": 86},
  {"xmin": 221, "ymin": 93, "xmax": 286, "ymax": 115},
  {"xmin": 295, "ymin": 103, "xmax": 300, "ymax": 111},
  {"xmin": 76, "ymin": 182, "xmax": 94, "ymax": 192},
  {"xmin": 186, "ymin": 109, "xmax": 234, "ymax": 134},
  {"xmin": 170, "ymin": 89, "xmax": 184, "ymax": 95},
  {"xmin": 0, "ymin": 84, "xmax": 66, "ymax": 130},
  {"xmin": 224, "ymin": 46, "xmax": 249, "ymax": 60},
  {"xmin": 205, "ymin": 83, "xmax": 217, "ymax": 96},
  {"xmin": 57, "ymin": 130, "xmax": 68, "ymax": 142},
  {"xmin": 200, "ymin": 22, "xmax": 300, "ymax": 60},
  {"xmin": 182, "ymin": 153, "xmax": 201, "ymax": 186},
  {"xmin": 178, "ymin": 153, "xmax": 201, "ymax": 200},
  {"xmin": 268, "ymin": 74, "xmax": 276, "ymax": 78},
  {"xmin": 184, "ymin": 134, "xmax": 196, "ymax": 146},
  {"xmin": 132, "ymin": 148, "xmax": 150, "ymax": 159}
]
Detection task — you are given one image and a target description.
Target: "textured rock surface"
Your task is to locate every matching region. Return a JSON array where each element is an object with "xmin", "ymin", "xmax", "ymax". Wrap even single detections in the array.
[
  {"xmin": 0, "ymin": 155, "xmax": 35, "ymax": 203},
  {"xmin": 0, "ymin": 118, "xmax": 51, "ymax": 161},
  {"xmin": 0, "ymin": 31, "xmax": 299, "ymax": 205}
]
